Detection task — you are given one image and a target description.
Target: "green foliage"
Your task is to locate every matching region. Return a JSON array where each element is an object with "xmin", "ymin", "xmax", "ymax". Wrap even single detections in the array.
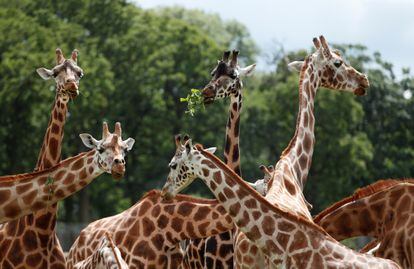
[
  {"xmin": 0, "ymin": 0, "xmax": 413, "ymax": 225},
  {"xmin": 180, "ymin": 89, "xmax": 204, "ymax": 116}
]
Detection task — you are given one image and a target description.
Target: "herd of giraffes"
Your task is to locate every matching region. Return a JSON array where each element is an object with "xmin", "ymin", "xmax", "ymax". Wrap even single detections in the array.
[{"xmin": 0, "ymin": 35, "xmax": 412, "ymax": 269}]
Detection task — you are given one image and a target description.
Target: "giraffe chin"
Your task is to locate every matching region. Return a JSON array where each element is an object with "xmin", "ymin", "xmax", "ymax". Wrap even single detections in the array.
[{"xmin": 110, "ymin": 170, "xmax": 124, "ymax": 180}]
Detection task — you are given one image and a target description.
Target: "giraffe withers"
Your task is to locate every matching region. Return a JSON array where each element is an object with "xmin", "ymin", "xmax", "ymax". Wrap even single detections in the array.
[
  {"xmin": 314, "ymin": 179, "xmax": 414, "ymax": 269},
  {"xmin": 234, "ymin": 35, "xmax": 370, "ymax": 268},
  {"xmin": 183, "ymin": 50, "xmax": 256, "ymax": 269},
  {"xmin": 0, "ymin": 122, "xmax": 135, "ymax": 268},
  {"xmin": 0, "ymin": 48, "xmax": 84, "ymax": 268},
  {"xmin": 161, "ymin": 135, "xmax": 400, "ymax": 268},
  {"xmin": 73, "ymin": 232, "xmax": 129, "ymax": 269}
]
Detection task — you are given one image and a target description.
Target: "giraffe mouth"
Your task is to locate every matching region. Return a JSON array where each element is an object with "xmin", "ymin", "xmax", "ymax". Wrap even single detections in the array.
[
  {"xmin": 203, "ymin": 97, "xmax": 215, "ymax": 105},
  {"xmin": 64, "ymin": 82, "xmax": 79, "ymax": 99},
  {"xmin": 111, "ymin": 171, "xmax": 124, "ymax": 180}
]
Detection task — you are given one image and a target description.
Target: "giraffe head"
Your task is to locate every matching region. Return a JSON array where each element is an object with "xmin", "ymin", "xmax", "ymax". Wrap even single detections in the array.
[
  {"xmin": 36, "ymin": 48, "xmax": 84, "ymax": 99},
  {"xmin": 80, "ymin": 122, "xmax": 135, "ymax": 180},
  {"xmin": 202, "ymin": 50, "xmax": 256, "ymax": 104},
  {"xmin": 161, "ymin": 134, "xmax": 216, "ymax": 200},
  {"xmin": 288, "ymin": 35, "xmax": 369, "ymax": 96},
  {"xmin": 247, "ymin": 165, "xmax": 274, "ymax": 196}
]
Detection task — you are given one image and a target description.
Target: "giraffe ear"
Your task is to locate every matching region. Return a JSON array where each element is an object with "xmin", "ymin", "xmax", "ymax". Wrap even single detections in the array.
[
  {"xmin": 184, "ymin": 139, "xmax": 193, "ymax": 154},
  {"xmin": 124, "ymin": 137, "xmax": 135, "ymax": 151},
  {"xmin": 204, "ymin": 147, "xmax": 217, "ymax": 154},
  {"xmin": 36, "ymin": 68, "xmax": 54, "ymax": 80},
  {"xmin": 238, "ymin": 64, "xmax": 256, "ymax": 77},
  {"xmin": 287, "ymin": 61, "xmax": 304, "ymax": 73},
  {"xmin": 79, "ymin": 133, "xmax": 100, "ymax": 149}
]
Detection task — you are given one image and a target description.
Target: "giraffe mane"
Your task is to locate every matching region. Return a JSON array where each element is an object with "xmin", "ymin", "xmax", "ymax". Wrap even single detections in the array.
[
  {"xmin": 139, "ymin": 189, "xmax": 221, "ymax": 205},
  {"xmin": 281, "ymin": 56, "xmax": 311, "ymax": 157},
  {"xmin": 0, "ymin": 151, "xmax": 92, "ymax": 182},
  {"xmin": 314, "ymin": 179, "xmax": 414, "ymax": 223},
  {"xmin": 195, "ymin": 144, "xmax": 330, "ymax": 236}
]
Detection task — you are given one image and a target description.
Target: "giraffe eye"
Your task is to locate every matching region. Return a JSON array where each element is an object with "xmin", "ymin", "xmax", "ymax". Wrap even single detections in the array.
[
  {"xmin": 98, "ymin": 147, "xmax": 105, "ymax": 154},
  {"xmin": 334, "ymin": 60, "xmax": 342, "ymax": 68},
  {"xmin": 170, "ymin": 163, "xmax": 177, "ymax": 170},
  {"xmin": 229, "ymin": 72, "xmax": 237, "ymax": 79}
]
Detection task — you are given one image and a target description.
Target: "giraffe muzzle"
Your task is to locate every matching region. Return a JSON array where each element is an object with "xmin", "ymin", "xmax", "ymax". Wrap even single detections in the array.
[
  {"xmin": 160, "ymin": 189, "xmax": 173, "ymax": 201},
  {"xmin": 111, "ymin": 164, "xmax": 125, "ymax": 180},
  {"xmin": 202, "ymin": 87, "xmax": 216, "ymax": 104},
  {"xmin": 64, "ymin": 82, "xmax": 79, "ymax": 98},
  {"xmin": 354, "ymin": 75, "xmax": 369, "ymax": 96}
]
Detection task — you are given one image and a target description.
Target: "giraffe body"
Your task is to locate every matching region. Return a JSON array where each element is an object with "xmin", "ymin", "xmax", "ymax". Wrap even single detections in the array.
[
  {"xmin": 67, "ymin": 190, "xmax": 234, "ymax": 269},
  {"xmin": 161, "ymin": 137, "xmax": 401, "ymax": 268},
  {"xmin": 315, "ymin": 179, "xmax": 414, "ymax": 269}
]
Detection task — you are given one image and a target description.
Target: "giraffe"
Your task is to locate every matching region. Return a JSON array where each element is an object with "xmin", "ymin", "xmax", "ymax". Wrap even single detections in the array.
[
  {"xmin": 233, "ymin": 35, "xmax": 370, "ymax": 268},
  {"xmin": 73, "ymin": 232, "xmax": 129, "ymax": 269},
  {"xmin": 35, "ymin": 48, "xmax": 83, "ymax": 170},
  {"xmin": 314, "ymin": 179, "xmax": 414, "ymax": 269},
  {"xmin": 66, "ymin": 189, "xmax": 234, "ymax": 269},
  {"xmin": 0, "ymin": 122, "xmax": 135, "ymax": 268},
  {"xmin": 0, "ymin": 47, "xmax": 84, "ymax": 268},
  {"xmin": 161, "ymin": 135, "xmax": 401, "ymax": 268},
  {"xmin": 183, "ymin": 50, "xmax": 256, "ymax": 269}
]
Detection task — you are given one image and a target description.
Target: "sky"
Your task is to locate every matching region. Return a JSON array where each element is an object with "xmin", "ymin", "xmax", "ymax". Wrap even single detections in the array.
[{"xmin": 134, "ymin": 0, "xmax": 414, "ymax": 77}]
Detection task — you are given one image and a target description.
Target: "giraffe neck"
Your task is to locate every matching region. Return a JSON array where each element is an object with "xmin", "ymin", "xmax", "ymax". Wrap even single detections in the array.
[
  {"xmin": 130, "ymin": 190, "xmax": 233, "ymax": 244},
  {"xmin": 281, "ymin": 57, "xmax": 318, "ymax": 188},
  {"xmin": 315, "ymin": 182, "xmax": 413, "ymax": 241},
  {"xmin": 224, "ymin": 85, "xmax": 242, "ymax": 176},
  {"xmin": 0, "ymin": 150, "xmax": 104, "ymax": 224},
  {"xmin": 193, "ymin": 147, "xmax": 398, "ymax": 268},
  {"xmin": 25, "ymin": 88, "xmax": 70, "ymax": 235},
  {"xmin": 36, "ymin": 89, "xmax": 69, "ymax": 171}
]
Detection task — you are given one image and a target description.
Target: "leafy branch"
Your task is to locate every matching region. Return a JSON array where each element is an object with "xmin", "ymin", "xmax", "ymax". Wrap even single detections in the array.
[{"xmin": 180, "ymin": 89, "xmax": 204, "ymax": 116}]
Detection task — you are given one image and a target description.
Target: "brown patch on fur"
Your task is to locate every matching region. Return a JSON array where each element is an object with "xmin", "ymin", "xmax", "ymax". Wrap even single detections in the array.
[
  {"xmin": 71, "ymin": 158, "xmax": 84, "ymax": 170},
  {"xmin": 51, "ymin": 123, "xmax": 60, "ymax": 134},
  {"xmin": 22, "ymin": 190, "xmax": 37, "ymax": 204},
  {"xmin": 0, "ymin": 190, "xmax": 11, "ymax": 204}
]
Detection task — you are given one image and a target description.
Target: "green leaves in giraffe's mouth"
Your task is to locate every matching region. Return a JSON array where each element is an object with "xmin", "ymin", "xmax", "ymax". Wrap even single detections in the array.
[{"xmin": 180, "ymin": 89, "xmax": 204, "ymax": 116}]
